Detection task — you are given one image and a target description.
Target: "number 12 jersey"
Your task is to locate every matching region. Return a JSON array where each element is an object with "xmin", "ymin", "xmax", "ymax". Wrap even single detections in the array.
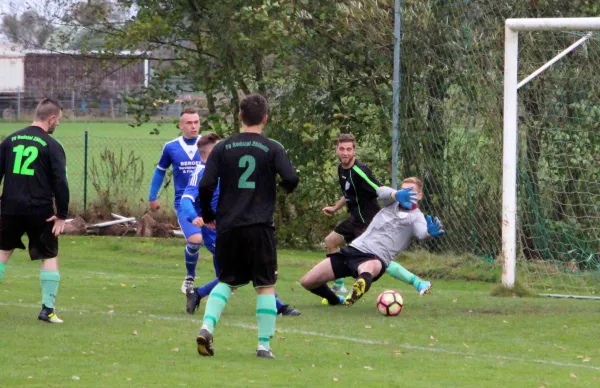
[{"xmin": 0, "ymin": 126, "xmax": 69, "ymax": 219}]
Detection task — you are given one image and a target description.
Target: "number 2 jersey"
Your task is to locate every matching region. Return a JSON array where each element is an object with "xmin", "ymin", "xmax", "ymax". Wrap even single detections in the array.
[
  {"xmin": 0, "ymin": 126, "xmax": 69, "ymax": 219},
  {"xmin": 199, "ymin": 132, "xmax": 299, "ymax": 233}
]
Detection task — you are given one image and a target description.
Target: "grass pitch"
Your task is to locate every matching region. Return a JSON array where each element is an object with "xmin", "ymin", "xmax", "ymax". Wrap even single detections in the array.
[{"xmin": 1, "ymin": 236, "xmax": 599, "ymax": 387}]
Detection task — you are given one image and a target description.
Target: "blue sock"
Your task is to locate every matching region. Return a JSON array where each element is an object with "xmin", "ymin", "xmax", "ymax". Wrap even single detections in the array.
[
  {"xmin": 185, "ymin": 242, "xmax": 202, "ymax": 278},
  {"xmin": 275, "ymin": 292, "xmax": 285, "ymax": 311},
  {"xmin": 196, "ymin": 278, "xmax": 220, "ymax": 298}
]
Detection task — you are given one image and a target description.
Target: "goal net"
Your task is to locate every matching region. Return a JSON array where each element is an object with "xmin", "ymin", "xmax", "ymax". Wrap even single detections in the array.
[{"xmin": 503, "ymin": 19, "xmax": 600, "ymax": 298}]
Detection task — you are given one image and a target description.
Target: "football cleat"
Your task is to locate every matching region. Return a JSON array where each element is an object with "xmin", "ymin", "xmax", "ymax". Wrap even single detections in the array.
[
  {"xmin": 185, "ymin": 287, "xmax": 201, "ymax": 315},
  {"xmin": 343, "ymin": 278, "xmax": 367, "ymax": 307},
  {"xmin": 415, "ymin": 281, "xmax": 432, "ymax": 296},
  {"xmin": 196, "ymin": 328, "xmax": 214, "ymax": 357},
  {"xmin": 277, "ymin": 305, "xmax": 301, "ymax": 316},
  {"xmin": 181, "ymin": 276, "xmax": 195, "ymax": 294},
  {"xmin": 321, "ymin": 295, "xmax": 346, "ymax": 305},
  {"xmin": 256, "ymin": 346, "xmax": 275, "ymax": 359},
  {"xmin": 38, "ymin": 305, "xmax": 63, "ymax": 324}
]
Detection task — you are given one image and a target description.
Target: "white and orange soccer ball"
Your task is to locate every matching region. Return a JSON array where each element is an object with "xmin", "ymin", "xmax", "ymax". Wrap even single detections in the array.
[{"xmin": 376, "ymin": 290, "xmax": 404, "ymax": 316}]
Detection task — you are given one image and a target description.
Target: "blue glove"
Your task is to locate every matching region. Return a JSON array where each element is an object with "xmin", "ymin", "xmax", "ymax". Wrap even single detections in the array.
[
  {"xmin": 395, "ymin": 188, "xmax": 418, "ymax": 210},
  {"xmin": 426, "ymin": 215, "xmax": 445, "ymax": 237}
]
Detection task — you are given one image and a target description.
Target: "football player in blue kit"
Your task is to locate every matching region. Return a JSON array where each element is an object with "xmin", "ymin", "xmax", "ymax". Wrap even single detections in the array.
[
  {"xmin": 147, "ymin": 108, "xmax": 204, "ymax": 293},
  {"xmin": 180, "ymin": 133, "xmax": 301, "ymax": 317}
]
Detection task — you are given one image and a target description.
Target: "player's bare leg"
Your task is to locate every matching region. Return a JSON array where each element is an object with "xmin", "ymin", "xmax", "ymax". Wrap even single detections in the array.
[
  {"xmin": 38, "ymin": 257, "xmax": 62, "ymax": 323},
  {"xmin": 324, "ymin": 232, "xmax": 347, "ymax": 293},
  {"xmin": 300, "ymin": 259, "xmax": 345, "ymax": 305},
  {"xmin": 344, "ymin": 259, "xmax": 382, "ymax": 307}
]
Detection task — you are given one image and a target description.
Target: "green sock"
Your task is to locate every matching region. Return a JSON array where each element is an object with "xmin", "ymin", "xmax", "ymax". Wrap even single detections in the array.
[
  {"xmin": 40, "ymin": 270, "xmax": 60, "ymax": 308},
  {"xmin": 334, "ymin": 278, "xmax": 345, "ymax": 287},
  {"xmin": 0, "ymin": 262, "xmax": 6, "ymax": 281},
  {"xmin": 256, "ymin": 294, "xmax": 277, "ymax": 350},
  {"xmin": 386, "ymin": 261, "xmax": 421, "ymax": 287},
  {"xmin": 202, "ymin": 282, "xmax": 232, "ymax": 334}
]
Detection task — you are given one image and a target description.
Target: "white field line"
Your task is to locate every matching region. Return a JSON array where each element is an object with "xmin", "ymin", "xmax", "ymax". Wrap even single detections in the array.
[{"xmin": 1, "ymin": 302, "xmax": 599, "ymax": 371}]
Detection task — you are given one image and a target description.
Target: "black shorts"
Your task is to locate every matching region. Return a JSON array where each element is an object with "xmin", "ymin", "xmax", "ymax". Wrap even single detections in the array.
[
  {"xmin": 329, "ymin": 246, "xmax": 386, "ymax": 282},
  {"xmin": 0, "ymin": 215, "xmax": 58, "ymax": 260},
  {"xmin": 215, "ymin": 225, "xmax": 277, "ymax": 288},
  {"xmin": 334, "ymin": 217, "xmax": 368, "ymax": 244}
]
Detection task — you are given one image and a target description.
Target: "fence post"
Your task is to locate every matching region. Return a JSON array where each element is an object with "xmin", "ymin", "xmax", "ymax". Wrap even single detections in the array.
[{"xmin": 83, "ymin": 130, "xmax": 89, "ymax": 213}]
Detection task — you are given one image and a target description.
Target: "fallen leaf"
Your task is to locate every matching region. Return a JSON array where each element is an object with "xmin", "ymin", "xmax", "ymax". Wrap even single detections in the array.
[
  {"xmin": 383, "ymin": 340, "xmax": 389, "ymax": 345},
  {"xmin": 279, "ymin": 336, "xmax": 286, "ymax": 340},
  {"xmin": 583, "ymin": 356, "xmax": 591, "ymax": 362},
  {"xmin": 452, "ymin": 298, "xmax": 457, "ymax": 303},
  {"xmin": 121, "ymin": 283, "xmax": 127, "ymax": 287},
  {"xmin": 284, "ymin": 354, "xmax": 292, "ymax": 358},
  {"xmin": 345, "ymin": 352, "xmax": 350, "ymax": 356},
  {"xmin": 172, "ymin": 348, "xmax": 179, "ymax": 352},
  {"xmin": 364, "ymin": 366, "xmax": 374, "ymax": 371},
  {"xmin": 132, "ymin": 330, "xmax": 138, "ymax": 336},
  {"xmin": 570, "ymin": 373, "xmax": 577, "ymax": 379}
]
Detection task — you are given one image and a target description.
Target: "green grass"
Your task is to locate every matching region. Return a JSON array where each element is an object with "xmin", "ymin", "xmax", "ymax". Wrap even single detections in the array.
[
  {"xmin": 0, "ymin": 121, "xmax": 187, "ymax": 215},
  {"xmin": 1, "ymin": 237, "xmax": 599, "ymax": 387}
]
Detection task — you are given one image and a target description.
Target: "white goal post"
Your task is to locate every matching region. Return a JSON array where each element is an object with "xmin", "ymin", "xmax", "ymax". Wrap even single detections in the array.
[{"xmin": 502, "ymin": 17, "xmax": 600, "ymax": 291}]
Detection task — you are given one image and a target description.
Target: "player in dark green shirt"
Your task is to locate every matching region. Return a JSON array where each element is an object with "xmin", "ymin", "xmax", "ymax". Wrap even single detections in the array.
[
  {"xmin": 195, "ymin": 94, "xmax": 299, "ymax": 359},
  {"xmin": 322, "ymin": 134, "xmax": 381, "ymax": 293},
  {"xmin": 0, "ymin": 98, "xmax": 69, "ymax": 324}
]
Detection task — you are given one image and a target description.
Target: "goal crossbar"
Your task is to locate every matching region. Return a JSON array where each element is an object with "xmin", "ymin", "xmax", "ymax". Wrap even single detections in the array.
[{"xmin": 502, "ymin": 17, "xmax": 600, "ymax": 297}]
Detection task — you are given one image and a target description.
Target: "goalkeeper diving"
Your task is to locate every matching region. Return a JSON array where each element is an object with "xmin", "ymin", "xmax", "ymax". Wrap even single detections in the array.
[{"xmin": 300, "ymin": 177, "xmax": 445, "ymax": 306}]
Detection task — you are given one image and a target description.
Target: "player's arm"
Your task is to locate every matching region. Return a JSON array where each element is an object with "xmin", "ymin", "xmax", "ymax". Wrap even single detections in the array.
[
  {"xmin": 49, "ymin": 141, "xmax": 70, "ymax": 219},
  {"xmin": 181, "ymin": 164, "xmax": 204, "ymax": 222},
  {"xmin": 414, "ymin": 214, "xmax": 445, "ymax": 240},
  {"xmin": 273, "ymin": 145, "xmax": 299, "ymax": 193},
  {"xmin": 198, "ymin": 144, "xmax": 220, "ymax": 224},
  {"xmin": 148, "ymin": 145, "xmax": 171, "ymax": 210},
  {"xmin": 375, "ymin": 185, "xmax": 417, "ymax": 210},
  {"xmin": 322, "ymin": 196, "xmax": 346, "ymax": 216}
]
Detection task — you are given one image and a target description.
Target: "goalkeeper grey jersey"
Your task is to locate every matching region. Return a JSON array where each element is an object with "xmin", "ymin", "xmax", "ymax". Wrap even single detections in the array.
[{"xmin": 350, "ymin": 186, "xmax": 428, "ymax": 265}]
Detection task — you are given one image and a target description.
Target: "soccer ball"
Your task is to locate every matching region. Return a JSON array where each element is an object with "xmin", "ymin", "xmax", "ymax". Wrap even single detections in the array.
[{"xmin": 376, "ymin": 290, "xmax": 403, "ymax": 316}]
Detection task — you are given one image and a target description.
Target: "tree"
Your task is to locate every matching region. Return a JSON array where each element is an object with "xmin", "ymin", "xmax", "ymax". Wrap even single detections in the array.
[{"xmin": 1, "ymin": 10, "xmax": 55, "ymax": 48}]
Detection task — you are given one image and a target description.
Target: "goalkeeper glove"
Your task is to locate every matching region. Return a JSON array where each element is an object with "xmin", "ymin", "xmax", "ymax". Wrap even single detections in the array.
[
  {"xmin": 395, "ymin": 188, "xmax": 418, "ymax": 210},
  {"xmin": 426, "ymin": 215, "xmax": 445, "ymax": 237}
]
